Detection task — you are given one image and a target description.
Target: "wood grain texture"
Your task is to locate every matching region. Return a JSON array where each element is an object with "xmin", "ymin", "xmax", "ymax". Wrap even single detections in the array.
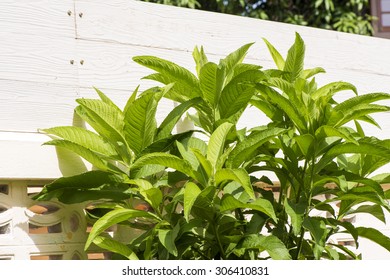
[
  {"xmin": 0, "ymin": 78, "xmax": 177, "ymax": 133},
  {"xmin": 0, "ymin": 80, "xmax": 78, "ymax": 132},
  {"xmin": 76, "ymin": 38, "xmax": 237, "ymax": 91},
  {"xmin": 75, "ymin": 36, "xmax": 390, "ymax": 95},
  {"xmin": 0, "ymin": 33, "xmax": 77, "ymax": 86},
  {"xmin": 0, "ymin": 0, "xmax": 75, "ymax": 38},
  {"xmin": 75, "ymin": 0, "xmax": 390, "ymax": 83}
]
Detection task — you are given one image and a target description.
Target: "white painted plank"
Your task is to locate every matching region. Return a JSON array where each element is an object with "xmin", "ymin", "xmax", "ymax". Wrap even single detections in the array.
[
  {"xmin": 0, "ymin": 80, "xmax": 78, "ymax": 132},
  {"xmin": 0, "ymin": 33, "xmax": 77, "ymax": 86},
  {"xmin": 0, "ymin": 132, "xmax": 63, "ymax": 179},
  {"xmin": 75, "ymin": 0, "xmax": 390, "ymax": 82},
  {"xmin": 0, "ymin": 0, "xmax": 75, "ymax": 38},
  {"xmin": 75, "ymin": 38, "xmax": 258, "ymax": 91},
  {"xmin": 0, "ymin": 78, "xmax": 176, "ymax": 133},
  {"xmin": 76, "ymin": 37, "xmax": 390, "ymax": 97}
]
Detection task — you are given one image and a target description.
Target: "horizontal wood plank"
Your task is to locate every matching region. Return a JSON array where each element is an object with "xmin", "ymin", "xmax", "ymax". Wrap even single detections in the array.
[
  {"xmin": 0, "ymin": 0, "xmax": 75, "ymax": 38},
  {"xmin": 75, "ymin": 0, "xmax": 390, "ymax": 84},
  {"xmin": 0, "ymin": 80, "xmax": 78, "ymax": 132},
  {"xmin": 76, "ymin": 37, "xmax": 390, "ymax": 96},
  {"xmin": 0, "ymin": 33, "xmax": 77, "ymax": 86}
]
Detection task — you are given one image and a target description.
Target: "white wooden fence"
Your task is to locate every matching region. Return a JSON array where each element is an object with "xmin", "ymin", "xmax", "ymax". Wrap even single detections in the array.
[{"xmin": 0, "ymin": 0, "xmax": 389, "ymax": 259}]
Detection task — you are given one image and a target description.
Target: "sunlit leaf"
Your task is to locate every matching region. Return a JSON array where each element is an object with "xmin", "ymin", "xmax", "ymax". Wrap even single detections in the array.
[
  {"xmin": 215, "ymin": 168, "xmax": 255, "ymax": 200},
  {"xmin": 92, "ymin": 236, "xmax": 139, "ymax": 260},
  {"xmin": 207, "ymin": 122, "xmax": 234, "ymax": 169},
  {"xmin": 183, "ymin": 182, "xmax": 202, "ymax": 222},
  {"xmin": 85, "ymin": 208, "xmax": 160, "ymax": 249},
  {"xmin": 356, "ymin": 227, "xmax": 390, "ymax": 251},
  {"xmin": 284, "ymin": 33, "xmax": 305, "ymax": 81},
  {"xmin": 238, "ymin": 234, "xmax": 291, "ymax": 260},
  {"xmin": 133, "ymin": 55, "xmax": 201, "ymax": 99},
  {"xmin": 263, "ymin": 38, "xmax": 285, "ymax": 70},
  {"xmin": 220, "ymin": 194, "xmax": 277, "ymax": 222}
]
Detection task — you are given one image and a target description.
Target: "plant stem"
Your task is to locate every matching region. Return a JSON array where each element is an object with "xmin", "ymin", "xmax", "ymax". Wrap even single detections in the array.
[
  {"xmin": 295, "ymin": 143, "xmax": 316, "ymax": 259},
  {"xmin": 212, "ymin": 218, "xmax": 226, "ymax": 260}
]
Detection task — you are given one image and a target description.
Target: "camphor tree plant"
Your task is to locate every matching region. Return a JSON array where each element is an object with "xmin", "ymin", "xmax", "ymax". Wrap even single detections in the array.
[{"xmin": 34, "ymin": 33, "xmax": 390, "ymax": 260}]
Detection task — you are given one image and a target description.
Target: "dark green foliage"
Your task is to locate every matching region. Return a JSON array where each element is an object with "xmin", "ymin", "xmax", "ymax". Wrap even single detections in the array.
[{"xmin": 142, "ymin": 0, "xmax": 374, "ymax": 35}]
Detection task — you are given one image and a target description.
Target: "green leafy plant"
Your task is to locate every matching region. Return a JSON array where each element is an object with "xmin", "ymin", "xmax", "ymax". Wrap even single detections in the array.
[
  {"xmin": 34, "ymin": 33, "xmax": 390, "ymax": 260},
  {"xmin": 133, "ymin": 43, "xmax": 265, "ymax": 134},
  {"xmin": 247, "ymin": 33, "xmax": 390, "ymax": 259}
]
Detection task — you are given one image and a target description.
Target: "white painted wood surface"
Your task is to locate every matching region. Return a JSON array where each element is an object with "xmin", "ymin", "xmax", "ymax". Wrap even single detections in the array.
[
  {"xmin": 0, "ymin": 0, "xmax": 389, "ymax": 260},
  {"xmin": 1, "ymin": 0, "xmax": 389, "ymax": 179}
]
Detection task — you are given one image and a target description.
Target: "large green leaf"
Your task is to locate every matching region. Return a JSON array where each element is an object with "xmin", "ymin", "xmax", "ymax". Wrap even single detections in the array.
[
  {"xmin": 294, "ymin": 134, "xmax": 314, "ymax": 156},
  {"xmin": 220, "ymin": 194, "xmax": 277, "ymax": 222},
  {"xmin": 193, "ymin": 46, "xmax": 208, "ymax": 76},
  {"xmin": 255, "ymin": 84, "xmax": 306, "ymax": 132},
  {"xmin": 238, "ymin": 234, "xmax": 291, "ymax": 260},
  {"xmin": 156, "ymin": 97, "xmax": 201, "ymax": 140},
  {"xmin": 43, "ymin": 139, "xmax": 112, "ymax": 172},
  {"xmin": 327, "ymin": 92, "xmax": 390, "ymax": 126},
  {"xmin": 284, "ymin": 33, "xmax": 305, "ymax": 82},
  {"xmin": 199, "ymin": 62, "xmax": 225, "ymax": 106},
  {"xmin": 315, "ymin": 125, "xmax": 358, "ymax": 145},
  {"xmin": 92, "ymin": 235, "xmax": 139, "ymax": 260},
  {"xmin": 131, "ymin": 153, "xmax": 198, "ymax": 181},
  {"xmin": 312, "ymin": 81, "xmax": 357, "ymax": 102},
  {"xmin": 176, "ymin": 137, "xmax": 207, "ymax": 171},
  {"xmin": 42, "ymin": 126, "xmax": 117, "ymax": 157},
  {"xmin": 329, "ymin": 104, "xmax": 390, "ymax": 127},
  {"xmin": 302, "ymin": 67, "xmax": 325, "ymax": 79},
  {"xmin": 140, "ymin": 131, "xmax": 193, "ymax": 156},
  {"xmin": 76, "ymin": 98, "xmax": 123, "ymax": 133},
  {"xmin": 215, "ymin": 168, "xmax": 255, "ymax": 199},
  {"xmin": 192, "ymin": 149, "xmax": 212, "ymax": 186},
  {"xmin": 284, "ymin": 198, "xmax": 306, "ymax": 236},
  {"xmin": 356, "ymin": 227, "xmax": 390, "ymax": 251},
  {"xmin": 75, "ymin": 101, "xmax": 130, "ymax": 163},
  {"xmin": 267, "ymin": 77, "xmax": 308, "ymax": 121},
  {"xmin": 317, "ymin": 140, "xmax": 390, "ymax": 172},
  {"xmin": 220, "ymin": 43, "xmax": 254, "ymax": 81},
  {"xmin": 158, "ymin": 223, "xmax": 180, "ymax": 257},
  {"xmin": 334, "ymin": 92, "xmax": 390, "ymax": 112},
  {"xmin": 250, "ymin": 97, "xmax": 284, "ymax": 122},
  {"xmin": 94, "ymin": 87, "xmax": 122, "ymax": 114},
  {"xmin": 183, "ymin": 182, "xmax": 202, "ymax": 222},
  {"xmin": 85, "ymin": 208, "xmax": 160, "ymax": 250},
  {"xmin": 33, "ymin": 170, "xmax": 130, "ymax": 203},
  {"xmin": 190, "ymin": 186, "xmax": 216, "ymax": 221},
  {"xmin": 263, "ymin": 38, "xmax": 285, "ymax": 70},
  {"xmin": 219, "ymin": 70, "xmax": 265, "ymax": 119},
  {"xmin": 124, "ymin": 87, "xmax": 164, "ymax": 155},
  {"xmin": 349, "ymin": 204, "xmax": 386, "ymax": 223},
  {"xmin": 133, "ymin": 55, "xmax": 202, "ymax": 99},
  {"xmin": 207, "ymin": 122, "xmax": 233, "ymax": 169},
  {"xmin": 226, "ymin": 127, "xmax": 287, "ymax": 168},
  {"xmin": 303, "ymin": 217, "xmax": 329, "ymax": 259},
  {"xmin": 123, "ymin": 86, "xmax": 139, "ymax": 114}
]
